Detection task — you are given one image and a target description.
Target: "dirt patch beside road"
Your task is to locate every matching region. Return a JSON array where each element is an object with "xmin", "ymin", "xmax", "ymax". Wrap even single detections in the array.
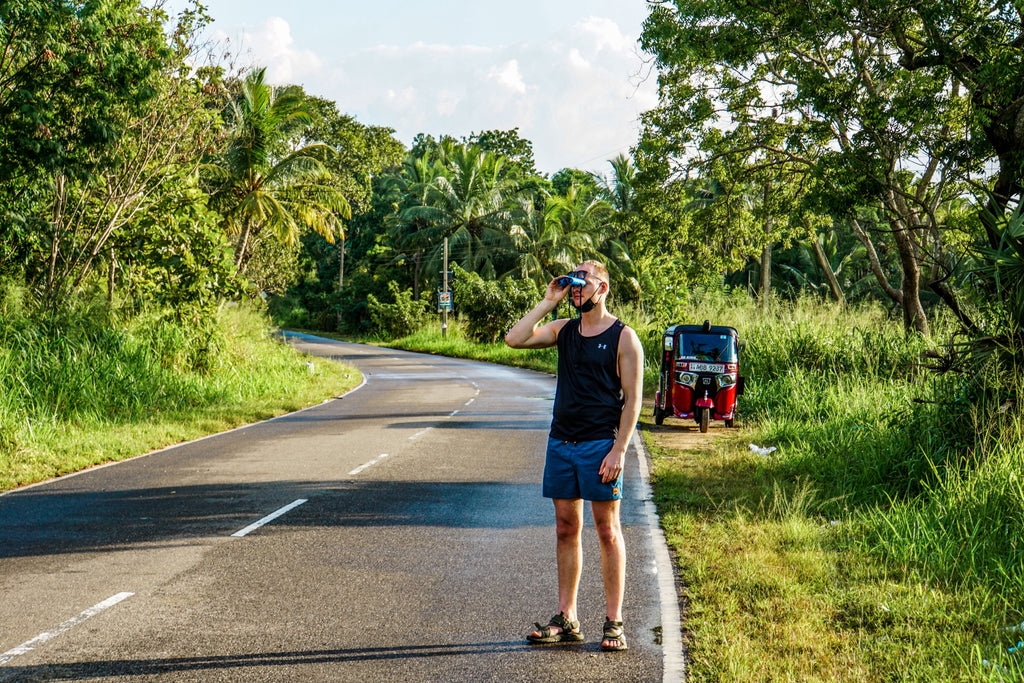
[{"xmin": 640, "ymin": 399, "xmax": 727, "ymax": 454}]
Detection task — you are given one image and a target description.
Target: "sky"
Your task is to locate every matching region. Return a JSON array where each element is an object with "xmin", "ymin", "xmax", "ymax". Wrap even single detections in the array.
[{"xmin": 165, "ymin": 0, "xmax": 661, "ymax": 177}]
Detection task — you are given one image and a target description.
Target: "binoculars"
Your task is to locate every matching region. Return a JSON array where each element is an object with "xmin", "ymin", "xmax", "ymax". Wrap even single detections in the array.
[{"xmin": 556, "ymin": 275, "xmax": 586, "ymax": 287}]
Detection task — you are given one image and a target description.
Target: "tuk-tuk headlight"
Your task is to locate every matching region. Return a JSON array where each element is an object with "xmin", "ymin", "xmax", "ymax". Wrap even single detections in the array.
[
  {"xmin": 663, "ymin": 336, "xmax": 674, "ymax": 351},
  {"xmin": 716, "ymin": 373, "xmax": 737, "ymax": 389},
  {"xmin": 675, "ymin": 371, "xmax": 698, "ymax": 387}
]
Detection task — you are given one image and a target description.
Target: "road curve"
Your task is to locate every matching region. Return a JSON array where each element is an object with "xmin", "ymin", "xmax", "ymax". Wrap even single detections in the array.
[{"xmin": 0, "ymin": 334, "xmax": 678, "ymax": 681}]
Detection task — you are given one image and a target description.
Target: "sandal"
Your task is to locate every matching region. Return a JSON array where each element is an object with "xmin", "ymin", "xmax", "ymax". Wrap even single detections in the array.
[
  {"xmin": 526, "ymin": 612, "xmax": 583, "ymax": 644},
  {"xmin": 601, "ymin": 619, "xmax": 628, "ymax": 652}
]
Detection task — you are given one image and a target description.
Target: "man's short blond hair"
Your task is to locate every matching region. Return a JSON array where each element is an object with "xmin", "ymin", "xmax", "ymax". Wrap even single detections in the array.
[{"xmin": 579, "ymin": 260, "xmax": 609, "ymax": 284}]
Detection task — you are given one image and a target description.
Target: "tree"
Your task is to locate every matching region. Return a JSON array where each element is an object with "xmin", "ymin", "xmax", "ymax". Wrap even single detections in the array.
[
  {"xmin": 0, "ymin": 0, "xmax": 229, "ymax": 306},
  {"xmin": 639, "ymin": 0, "xmax": 982, "ymax": 334},
  {"xmin": 866, "ymin": 2, "xmax": 1024, "ymax": 245},
  {"xmin": 0, "ymin": 0, "xmax": 170, "ymax": 187},
  {"xmin": 466, "ymin": 127, "xmax": 538, "ymax": 179},
  {"xmin": 551, "ymin": 168, "xmax": 599, "ymax": 197},
  {"xmin": 204, "ymin": 68, "xmax": 350, "ymax": 273},
  {"xmin": 296, "ymin": 94, "xmax": 404, "ymax": 290},
  {"xmin": 543, "ymin": 183, "xmax": 637, "ymax": 294},
  {"xmin": 392, "ymin": 142, "xmax": 519, "ymax": 280}
]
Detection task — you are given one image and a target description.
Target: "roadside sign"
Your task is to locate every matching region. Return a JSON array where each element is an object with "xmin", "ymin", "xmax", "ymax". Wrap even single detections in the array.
[{"xmin": 438, "ymin": 291, "xmax": 452, "ymax": 311}]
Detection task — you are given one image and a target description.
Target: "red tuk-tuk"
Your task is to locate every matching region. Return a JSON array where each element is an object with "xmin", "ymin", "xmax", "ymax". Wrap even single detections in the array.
[{"xmin": 653, "ymin": 321, "xmax": 744, "ymax": 432}]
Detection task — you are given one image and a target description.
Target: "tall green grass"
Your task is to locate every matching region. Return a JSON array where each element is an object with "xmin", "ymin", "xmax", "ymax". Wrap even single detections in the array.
[{"xmin": 0, "ymin": 298, "xmax": 358, "ymax": 490}]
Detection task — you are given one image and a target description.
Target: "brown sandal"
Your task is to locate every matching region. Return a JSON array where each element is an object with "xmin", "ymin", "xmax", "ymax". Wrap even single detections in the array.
[
  {"xmin": 527, "ymin": 612, "xmax": 584, "ymax": 644},
  {"xmin": 601, "ymin": 619, "xmax": 628, "ymax": 651}
]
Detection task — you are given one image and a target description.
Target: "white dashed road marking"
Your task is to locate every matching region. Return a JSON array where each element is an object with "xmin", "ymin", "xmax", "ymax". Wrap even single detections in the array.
[
  {"xmin": 231, "ymin": 499, "xmax": 308, "ymax": 538},
  {"xmin": 0, "ymin": 592, "xmax": 134, "ymax": 666},
  {"xmin": 348, "ymin": 453, "xmax": 389, "ymax": 476}
]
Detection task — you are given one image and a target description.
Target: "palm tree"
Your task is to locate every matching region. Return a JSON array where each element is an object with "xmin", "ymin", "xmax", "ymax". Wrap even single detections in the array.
[
  {"xmin": 593, "ymin": 153, "xmax": 638, "ymax": 217},
  {"xmin": 537, "ymin": 183, "xmax": 638, "ymax": 293},
  {"xmin": 205, "ymin": 68, "xmax": 350, "ymax": 272},
  {"xmin": 504, "ymin": 191, "xmax": 590, "ymax": 284},
  {"xmin": 394, "ymin": 142, "xmax": 518, "ymax": 280}
]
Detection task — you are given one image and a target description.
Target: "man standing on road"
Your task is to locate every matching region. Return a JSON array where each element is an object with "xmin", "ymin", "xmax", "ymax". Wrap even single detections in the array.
[{"xmin": 504, "ymin": 260, "xmax": 644, "ymax": 652}]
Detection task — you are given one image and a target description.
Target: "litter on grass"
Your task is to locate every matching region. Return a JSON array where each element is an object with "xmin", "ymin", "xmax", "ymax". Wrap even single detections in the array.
[{"xmin": 749, "ymin": 444, "xmax": 778, "ymax": 456}]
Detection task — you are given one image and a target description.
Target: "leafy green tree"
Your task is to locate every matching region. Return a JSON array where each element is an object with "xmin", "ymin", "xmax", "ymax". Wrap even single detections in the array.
[
  {"xmin": 0, "ymin": 0, "xmax": 228, "ymax": 307},
  {"xmin": 863, "ymin": 3, "xmax": 1024, "ymax": 245},
  {"xmin": 551, "ymin": 168, "xmax": 599, "ymax": 197},
  {"xmin": 204, "ymin": 68, "xmax": 351, "ymax": 273},
  {"xmin": 466, "ymin": 127, "xmax": 538, "ymax": 179},
  {"xmin": 544, "ymin": 183, "xmax": 638, "ymax": 295},
  {"xmin": 450, "ymin": 263, "xmax": 540, "ymax": 343},
  {"xmin": 366, "ymin": 280, "xmax": 428, "ymax": 338},
  {"xmin": 0, "ymin": 0, "xmax": 170, "ymax": 186},
  {"xmin": 294, "ymin": 94, "xmax": 404, "ymax": 290},
  {"xmin": 639, "ymin": 0, "xmax": 982, "ymax": 334}
]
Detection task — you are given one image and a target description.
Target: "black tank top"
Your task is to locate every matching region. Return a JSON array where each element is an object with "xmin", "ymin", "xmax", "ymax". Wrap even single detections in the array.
[{"xmin": 550, "ymin": 318, "xmax": 625, "ymax": 442}]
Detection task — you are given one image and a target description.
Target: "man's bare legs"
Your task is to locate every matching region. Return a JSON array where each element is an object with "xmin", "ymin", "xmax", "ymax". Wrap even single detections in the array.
[
  {"xmin": 530, "ymin": 498, "xmax": 583, "ymax": 638},
  {"xmin": 530, "ymin": 497, "xmax": 625, "ymax": 645},
  {"xmin": 592, "ymin": 498, "xmax": 625, "ymax": 648}
]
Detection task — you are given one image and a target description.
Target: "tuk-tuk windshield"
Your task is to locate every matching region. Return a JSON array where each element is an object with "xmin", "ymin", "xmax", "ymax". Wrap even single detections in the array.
[{"xmin": 676, "ymin": 333, "xmax": 738, "ymax": 363}]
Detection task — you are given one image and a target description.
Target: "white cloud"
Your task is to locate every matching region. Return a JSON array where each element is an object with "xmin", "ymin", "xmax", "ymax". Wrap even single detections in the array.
[
  {"xmin": 488, "ymin": 60, "xmax": 527, "ymax": 95},
  {"xmin": 223, "ymin": 17, "xmax": 322, "ymax": 84},
  {"xmin": 229, "ymin": 15, "xmax": 658, "ymax": 175},
  {"xmin": 574, "ymin": 16, "xmax": 637, "ymax": 56}
]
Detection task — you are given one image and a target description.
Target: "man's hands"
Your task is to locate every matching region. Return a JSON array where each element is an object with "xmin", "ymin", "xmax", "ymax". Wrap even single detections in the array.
[
  {"xmin": 543, "ymin": 276, "xmax": 573, "ymax": 304},
  {"xmin": 598, "ymin": 445, "xmax": 626, "ymax": 484},
  {"xmin": 504, "ymin": 276, "xmax": 573, "ymax": 349}
]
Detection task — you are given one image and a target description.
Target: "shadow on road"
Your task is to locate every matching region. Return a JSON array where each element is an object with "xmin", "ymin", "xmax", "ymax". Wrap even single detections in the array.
[
  {"xmin": 0, "ymin": 641, "xmax": 531, "ymax": 680},
  {"xmin": 0, "ymin": 479, "xmax": 547, "ymax": 560}
]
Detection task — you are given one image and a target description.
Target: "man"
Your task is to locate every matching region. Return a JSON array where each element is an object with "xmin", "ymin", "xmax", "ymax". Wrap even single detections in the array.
[{"xmin": 504, "ymin": 260, "xmax": 643, "ymax": 652}]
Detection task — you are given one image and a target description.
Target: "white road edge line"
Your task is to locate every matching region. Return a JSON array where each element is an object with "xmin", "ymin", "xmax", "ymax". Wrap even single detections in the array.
[
  {"xmin": 464, "ymin": 398, "xmax": 475, "ymax": 406},
  {"xmin": 447, "ymin": 410, "xmax": 460, "ymax": 418},
  {"xmin": 231, "ymin": 499, "xmax": 308, "ymax": 538},
  {"xmin": 409, "ymin": 428, "xmax": 431, "ymax": 440},
  {"xmin": 0, "ymin": 592, "xmax": 134, "ymax": 666},
  {"xmin": 632, "ymin": 430, "xmax": 686, "ymax": 683},
  {"xmin": 348, "ymin": 453, "xmax": 389, "ymax": 476}
]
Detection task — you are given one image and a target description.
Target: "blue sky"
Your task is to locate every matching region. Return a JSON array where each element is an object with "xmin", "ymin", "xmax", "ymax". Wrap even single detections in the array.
[{"xmin": 166, "ymin": 0, "xmax": 660, "ymax": 176}]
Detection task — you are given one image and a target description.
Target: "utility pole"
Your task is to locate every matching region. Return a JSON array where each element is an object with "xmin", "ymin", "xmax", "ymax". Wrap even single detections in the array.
[{"xmin": 440, "ymin": 237, "xmax": 450, "ymax": 338}]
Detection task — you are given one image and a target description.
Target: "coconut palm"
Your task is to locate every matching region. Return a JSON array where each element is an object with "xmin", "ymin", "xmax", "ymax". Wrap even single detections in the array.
[
  {"xmin": 394, "ymin": 142, "xmax": 518, "ymax": 279},
  {"xmin": 204, "ymin": 68, "xmax": 350, "ymax": 272},
  {"xmin": 529, "ymin": 183, "xmax": 639, "ymax": 293},
  {"xmin": 593, "ymin": 153, "xmax": 638, "ymax": 216}
]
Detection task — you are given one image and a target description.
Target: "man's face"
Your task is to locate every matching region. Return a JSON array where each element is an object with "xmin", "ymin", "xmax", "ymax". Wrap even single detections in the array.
[{"xmin": 569, "ymin": 266, "xmax": 606, "ymax": 306}]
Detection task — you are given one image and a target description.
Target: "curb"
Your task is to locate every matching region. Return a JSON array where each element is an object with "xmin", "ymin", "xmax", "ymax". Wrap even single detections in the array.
[{"xmin": 633, "ymin": 429, "xmax": 686, "ymax": 683}]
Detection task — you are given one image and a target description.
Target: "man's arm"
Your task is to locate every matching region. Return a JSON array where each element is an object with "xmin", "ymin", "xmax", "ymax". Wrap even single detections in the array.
[
  {"xmin": 504, "ymin": 277, "xmax": 571, "ymax": 349},
  {"xmin": 599, "ymin": 326, "xmax": 645, "ymax": 483}
]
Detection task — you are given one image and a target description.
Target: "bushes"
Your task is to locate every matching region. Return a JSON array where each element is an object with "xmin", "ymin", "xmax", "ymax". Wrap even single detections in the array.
[
  {"xmin": 450, "ymin": 264, "xmax": 540, "ymax": 343},
  {"xmin": 366, "ymin": 281, "xmax": 429, "ymax": 338}
]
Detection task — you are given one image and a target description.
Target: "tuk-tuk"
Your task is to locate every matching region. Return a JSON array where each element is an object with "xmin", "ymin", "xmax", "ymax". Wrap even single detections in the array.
[{"xmin": 653, "ymin": 321, "xmax": 744, "ymax": 432}]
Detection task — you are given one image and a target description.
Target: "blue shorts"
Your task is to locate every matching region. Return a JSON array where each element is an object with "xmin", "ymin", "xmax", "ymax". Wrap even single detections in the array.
[{"xmin": 543, "ymin": 437, "xmax": 622, "ymax": 501}]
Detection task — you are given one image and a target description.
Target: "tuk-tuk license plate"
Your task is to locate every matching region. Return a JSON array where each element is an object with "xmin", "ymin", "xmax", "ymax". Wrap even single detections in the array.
[{"xmin": 688, "ymin": 362, "xmax": 725, "ymax": 373}]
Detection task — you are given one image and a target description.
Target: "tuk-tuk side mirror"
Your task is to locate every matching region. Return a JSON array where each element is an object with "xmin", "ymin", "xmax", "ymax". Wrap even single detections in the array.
[{"xmin": 663, "ymin": 336, "xmax": 674, "ymax": 351}]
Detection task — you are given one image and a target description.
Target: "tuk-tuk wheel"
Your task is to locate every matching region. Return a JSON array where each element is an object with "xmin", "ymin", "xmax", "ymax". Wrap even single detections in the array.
[
  {"xmin": 654, "ymin": 406, "xmax": 665, "ymax": 425},
  {"xmin": 698, "ymin": 407, "xmax": 710, "ymax": 433},
  {"xmin": 725, "ymin": 418, "xmax": 734, "ymax": 428}
]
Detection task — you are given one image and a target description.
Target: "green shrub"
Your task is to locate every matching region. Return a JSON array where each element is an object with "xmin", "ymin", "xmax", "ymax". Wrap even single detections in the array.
[
  {"xmin": 366, "ymin": 281, "xmax": 428, "ymax": 338},
  {"xmin": 450, "ymin": 264, "xmax": 541, "ymax": 343}
]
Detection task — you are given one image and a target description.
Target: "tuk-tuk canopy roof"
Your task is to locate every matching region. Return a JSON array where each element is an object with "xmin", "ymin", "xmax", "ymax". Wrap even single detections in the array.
[
  {"xmin": 664, "ymin": 324, "xmax": 738, "ymax": 338},
  {"xmin": 664, "ymin": 324, "xmax": 740, "ymax": 363}
]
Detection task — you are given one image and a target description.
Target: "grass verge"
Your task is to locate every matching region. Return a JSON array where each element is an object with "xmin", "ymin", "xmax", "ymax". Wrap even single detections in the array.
[
  {"xmin": 643, "ymin": 415, "xmax": 1011, "ymax": 682},
  {"xmin": 0, "ymin": 305, "xmax": 360, "ymax": 491}
]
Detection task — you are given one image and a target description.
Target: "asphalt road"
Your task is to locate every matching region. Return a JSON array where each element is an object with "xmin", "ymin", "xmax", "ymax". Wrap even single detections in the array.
[{"xmin": 0, "ymin": 334, "xmax": 676, "ymax": 682}]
